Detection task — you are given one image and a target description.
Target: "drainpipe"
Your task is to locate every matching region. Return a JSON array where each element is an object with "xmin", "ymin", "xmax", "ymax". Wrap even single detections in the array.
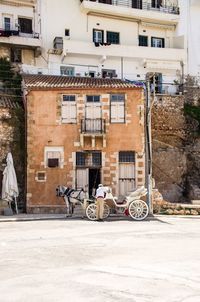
[
  {"xmin": 121, "ymin": 57, "xmax": 123, "ymax": 80},
  {"xmin": 145, "ymin": 74, "xmax": 155, "ymax": 214}
]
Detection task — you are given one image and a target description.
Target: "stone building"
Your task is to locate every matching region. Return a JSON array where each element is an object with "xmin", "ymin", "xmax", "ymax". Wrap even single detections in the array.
[{"xmin": 23, "ymin": 75, "xmax": 145, "ymax": 213}]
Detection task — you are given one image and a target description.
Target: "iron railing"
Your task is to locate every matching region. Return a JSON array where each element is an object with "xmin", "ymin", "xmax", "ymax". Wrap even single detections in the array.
[
  {"xmin": 81, "ymin": 0, "xmax": 180, "ymax": 15},
  {"xmin": 0, "ymin": 29, "xmax": 39, "ymax": 38},
  {"xmin": 81, "ymin": 118, "xmax": 106, "ymax": 134}
]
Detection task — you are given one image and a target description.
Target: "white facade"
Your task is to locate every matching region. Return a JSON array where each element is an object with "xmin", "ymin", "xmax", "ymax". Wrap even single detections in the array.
[
  {"xmin": 32, "ymin": 0, "xmax": 185, "ymax": 94},
  {"xmin": 177, "ymin": 0, "xmax": 200, "ymax": 76},
  {"xmin": 0, "ymin": 0, "xmax": 41, "ymax": 66},
  {"xmin": 3, "ymin": 0, "xmax": 200, "ymax": 87}
]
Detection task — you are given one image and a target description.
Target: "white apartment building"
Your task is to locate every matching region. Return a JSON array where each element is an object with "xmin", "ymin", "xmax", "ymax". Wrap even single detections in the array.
[
  {"xmin": 0, "ymin": 0, "xmax": 41, "ymax": 66},
  {"xmin": 177, "ymin": 0, "xmax": 200, "ymax": 76},
  {"xmin": 1, "ymin": 0, "xmax": 194, "ymax": 92},
  {"xmin": 33, "ymin": 0, "xmax": 185, "ymax": 94}
]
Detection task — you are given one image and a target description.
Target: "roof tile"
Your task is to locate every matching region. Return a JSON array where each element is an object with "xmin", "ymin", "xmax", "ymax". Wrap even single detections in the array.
[{"xmin": 23, "ymin": 74, "xmax": 141, "ymax": 90}]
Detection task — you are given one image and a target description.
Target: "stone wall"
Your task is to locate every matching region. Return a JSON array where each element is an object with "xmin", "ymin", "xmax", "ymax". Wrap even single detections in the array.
[
  {"xmin": 0, "ymin": 104, "xmax": 25, "ymax": 211},
  {"xmin": 152, "ymin": 94, "xmax": 188, "ymax": 202}
]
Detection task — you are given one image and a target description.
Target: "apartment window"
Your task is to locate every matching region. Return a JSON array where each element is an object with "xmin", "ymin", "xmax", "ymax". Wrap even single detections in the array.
[
  {"xmin": 65, "ymin": 29, "xmax": 70, "ymax": 36},
  {"xmin": 93, "ymin": 29, "xmax": 104, "ymax": 43},
  {"xmin": 151, "ymin": 37, "xmax": 165, "ymax": 48},
  {"xmin": 102, "ymin": 69, "xmax": 116, "ymax": 79},
  {"xmin": 4, "ymin": 17, "xmax": 11, "ymax": 31},
  {"xmin": 18, "ymin": 18, "xmax": 32, "ymax": 34},
  {"xmin": 139, "ymin": 35, "xmax": 148, "ymax": 47},
  {"xmin": 45, "ymin": 147, "xmax": 64, "ymax": 168},
  {"xmin": 10, "ymin": 48, "xmax": 22, "ymax": 63},
  {"xmin": 61, "ymin": 95, "xmax": 76, "ymax": 123},
  {"xmin": 107, "ymin": 31, "xmax": 120, "ymax": 44},
  {"xmin": 110, "ymin": 94, "xmax": 125, "ymax": 123},
  {"xmin": 132, "ymin": 0, "xmax": 142, "ymax": 9},
  {"xmin": 60, "ymin": 66, "xmax": 75, "ymax": 76},
  {"xmin": 151, "ymin": 0, "xmax": 163, "ymax": 8}
]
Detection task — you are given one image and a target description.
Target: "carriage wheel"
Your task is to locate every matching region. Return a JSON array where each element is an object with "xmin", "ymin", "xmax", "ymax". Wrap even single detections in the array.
[
  {"xmin": 86, "ymin": 204, "xmax": 97, "ymax": 221},
  {"xmin": 128, "ymin": 199, "xmax": 149, "ymax": 221},
  {"xmin": 103, "ymin": 204, "xmax": 110, "ymax": 219},
  {"xmin": 86, "ymin": 203, "xmax": 110, "ymax": 221}
]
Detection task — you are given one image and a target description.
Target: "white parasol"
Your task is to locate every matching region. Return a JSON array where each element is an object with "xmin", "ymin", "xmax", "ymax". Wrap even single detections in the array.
[{"xmin": 2, "ymin": 152, "xmax": 19, "ymax": 214}]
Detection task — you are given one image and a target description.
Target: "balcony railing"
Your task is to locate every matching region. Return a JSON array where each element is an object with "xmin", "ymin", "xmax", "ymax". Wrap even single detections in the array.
[
  {"xmin": 0, "ymin": 29, "xmax": 39, "ymax": 39},
  {"xmin": 81, "ymin": 118, "xmax": 106, "ymax": 134},
  {"xmin": 81, "ymin": 0, "xmax": 180, "ymax": 15}
]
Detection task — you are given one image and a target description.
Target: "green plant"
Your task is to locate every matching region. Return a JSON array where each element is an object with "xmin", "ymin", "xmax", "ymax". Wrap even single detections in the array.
[{"xmin": 184, "ymin": 104, "xmax": 200, "ymax": 133}]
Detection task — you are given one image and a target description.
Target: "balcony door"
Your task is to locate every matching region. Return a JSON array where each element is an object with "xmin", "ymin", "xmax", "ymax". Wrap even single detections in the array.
[
  {"xmin": 85, "ymin": 95, "xmax": 102, "ymax": 132},
  {"xmin": 132, "ymin": 0, "xmax": 142, "ymax": 9},
  {"xmin": 151, "ymin": 0, "xmax": 163, "ymax": 8}
]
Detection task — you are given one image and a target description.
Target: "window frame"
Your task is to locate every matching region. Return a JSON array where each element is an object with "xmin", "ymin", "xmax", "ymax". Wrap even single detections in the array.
[
  {"xmin": 10, "ymin": 48, "xmax": 22, "ymax": 63},
  {"xmin": 60, "ymin": 66, "xmax": 75, "ymax": 76},
  {"xmin": 61, "ymin": 94, "xmax": 77, "ymax": 124},
  {"xmin": 18, "ymin": 17, "xmax": 33, "ymax": 34},
  {"xmin": 106, "ymin": 31, "xmax": 120, "ymax": 44},
  {"xmin": 151, "ymin": 37, "xmax": 165, "ymax": 48},
  {"xmin": 139, "ymin": 35, "xmax": 148, "ymax": 47},
  {"xmin": 44, "ymin": 146, "xmax": 64, "ymax": 169},
  {"xmin": 119, "ymin": 151, "xmax": 135, "ymax": 163},
  {"xmin": 93, "ymin": 28, "xmax": 104, "ymax": 43},
  {"xmin": 110, "ymin": 94, "xmax": 126, "ymax": 124},
  {"xmin": 4, "ymin": 17, "xmax": 11, "ymax": 31}
]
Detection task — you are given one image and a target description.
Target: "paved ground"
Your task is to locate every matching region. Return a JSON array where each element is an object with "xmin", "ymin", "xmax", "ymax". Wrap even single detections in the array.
[{"xmin": 0, "ymin": 216, "xmax": 200, "ymax": 302}]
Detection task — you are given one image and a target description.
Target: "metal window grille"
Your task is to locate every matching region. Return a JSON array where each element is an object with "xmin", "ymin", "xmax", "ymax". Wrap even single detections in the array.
[
  {"xmin": 92, "ymin": 152, "xmax": 101, "ymax": 166},
  {"xmin": 76, "ymin": 152, "xmax": 86, "ymax": 166},
  {"xmin": 119, "ymin": 151, "xmax": 135, "ymax": 163},
  {"xmin": 76, "ymin": 152, "xmax": 102, "ymax": 167}
]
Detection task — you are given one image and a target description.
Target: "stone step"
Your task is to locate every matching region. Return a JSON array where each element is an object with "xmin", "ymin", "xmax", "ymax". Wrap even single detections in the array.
[{"xmin": 191, "ymin": 200, "xmax": 200, "ymax": 205}]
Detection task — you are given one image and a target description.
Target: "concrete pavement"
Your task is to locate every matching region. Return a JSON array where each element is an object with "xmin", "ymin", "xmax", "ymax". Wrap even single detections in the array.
[{"xmin": 0, "ymin": 216, "xmax": 200, "ymax": 302}]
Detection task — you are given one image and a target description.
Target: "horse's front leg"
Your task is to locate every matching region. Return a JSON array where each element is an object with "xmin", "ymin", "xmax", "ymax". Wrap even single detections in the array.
[{"xmin": 64, "ymin": 196, "xmax": 71, "ymax": 217}]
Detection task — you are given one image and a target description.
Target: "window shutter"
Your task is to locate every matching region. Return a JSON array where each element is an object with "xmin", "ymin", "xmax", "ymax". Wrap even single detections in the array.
[
  {"xmin": 111, "ymin": 101, "xmax": 125, "ymax": 123},
  {"xmin": 62, "ymin": 96, "xmax": 76, "ymax": 123}
]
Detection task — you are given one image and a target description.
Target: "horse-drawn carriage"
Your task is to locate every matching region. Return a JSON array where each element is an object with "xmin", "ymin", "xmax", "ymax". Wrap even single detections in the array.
[{"xmin": 56, "ymin": 185, "xmax": 149, "ymax": 221}]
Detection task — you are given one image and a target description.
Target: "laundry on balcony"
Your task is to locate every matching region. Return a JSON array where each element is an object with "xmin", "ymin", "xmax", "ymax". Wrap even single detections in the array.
[
  {"xmin": 0, "ymin": 29, "xmax": 19, "ymax": 37},
  {"xmin": 94, "ymin": 42, "xmax": 111, "ymax": 47}
]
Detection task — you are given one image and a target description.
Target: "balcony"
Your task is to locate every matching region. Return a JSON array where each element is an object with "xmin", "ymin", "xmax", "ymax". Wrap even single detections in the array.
[
  {"xmin": 0, "ymin": 29, "xmax": 41, "ymax": 48},
  {"xmin": 64, "ymin": 40, "xmax": 186, "ymax": 69},
  {"xmin": 80, "ymin": 119, "xmax": 106, "ymax": 147},
  {"xmin": 0, "ymin": 0, "xmax": 36, "ymax": 7},
  {"xmin": 81, "ymin": 119, "xmax": 106, "ymax": 134},
  {"xmin": 80, "ymin": 0, "xmax": 180, "ymax": 25}
]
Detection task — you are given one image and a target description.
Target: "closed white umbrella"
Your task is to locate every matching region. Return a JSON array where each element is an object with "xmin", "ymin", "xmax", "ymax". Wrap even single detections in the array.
[{"xmin": 2, "ymin": 152, "xmax": 19, "ymax": 214}]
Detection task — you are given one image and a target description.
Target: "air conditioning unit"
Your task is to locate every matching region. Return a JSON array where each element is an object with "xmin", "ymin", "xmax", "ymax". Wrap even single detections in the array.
[{"xmin": 53, "ymin": 37, "xmax": 63, "ymax": 50}]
